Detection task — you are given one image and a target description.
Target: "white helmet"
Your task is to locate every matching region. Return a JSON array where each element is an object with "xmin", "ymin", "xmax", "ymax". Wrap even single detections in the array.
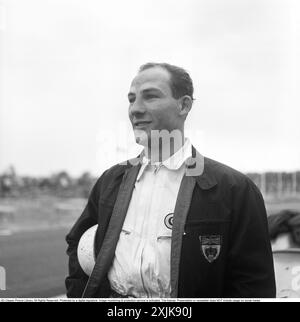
[{"xmin": 77, "ymin": 225, "xmax": 98, "ymax": 276}]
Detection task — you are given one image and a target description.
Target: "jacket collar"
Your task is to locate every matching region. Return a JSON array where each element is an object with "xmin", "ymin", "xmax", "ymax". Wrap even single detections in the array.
[{"xmin": 186, "ymin": 146, "xmax": 218, "ymax": 190}]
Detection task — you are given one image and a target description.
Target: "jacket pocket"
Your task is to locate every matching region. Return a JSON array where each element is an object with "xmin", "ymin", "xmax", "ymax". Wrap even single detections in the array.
[
  {"xmin": 184, "ymin": 220, "xmax": 231, "ymax": 233},
  {"xmin": 157, "ymin": 225, "xmax": 172, "ymax": 242}
]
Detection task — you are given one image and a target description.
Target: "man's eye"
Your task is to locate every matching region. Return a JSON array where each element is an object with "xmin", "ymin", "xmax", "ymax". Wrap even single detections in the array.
[
  {"xmin": 128, "ymin": 97, "xmax": 135, "ymax": 103},
  {"xmin": 144, "ymin": 95, "xmax": 158, "ymax": 100}
]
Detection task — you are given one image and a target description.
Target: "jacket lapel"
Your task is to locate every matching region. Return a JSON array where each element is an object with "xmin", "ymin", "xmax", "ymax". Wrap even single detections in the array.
[
  {"xmin": 170, "ymin": 175, "xmax": 196, "ymax": 298},
  {"xmin": 170, "ymin": 147, "xmax": 218, "ymax": 297},
  {"xmin": 82, "ymin": 163, "xmax": 141, "ymax": 298}
]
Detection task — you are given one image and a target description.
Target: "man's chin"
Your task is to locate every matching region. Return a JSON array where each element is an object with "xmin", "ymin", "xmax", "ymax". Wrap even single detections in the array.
[{"xmin": 133, "ymin": 129, "xmax": 149, "ymax": 147}]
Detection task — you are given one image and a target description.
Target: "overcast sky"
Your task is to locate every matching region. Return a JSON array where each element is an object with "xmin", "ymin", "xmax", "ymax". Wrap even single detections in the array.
[{"xmin": 0, "ymin": 0, "xmax": 299, "ymax": 176}]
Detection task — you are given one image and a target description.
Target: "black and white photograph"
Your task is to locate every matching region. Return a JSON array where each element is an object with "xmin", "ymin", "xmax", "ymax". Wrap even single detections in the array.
[{"xmin": 0, "ymin": 0, "xmax": 300, "ymax": 306}]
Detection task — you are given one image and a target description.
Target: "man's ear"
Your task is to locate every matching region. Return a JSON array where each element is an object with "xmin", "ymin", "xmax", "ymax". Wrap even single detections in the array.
[{"xmin": 178, "ymin": 96, "xmax": 193, "ymax": 118}]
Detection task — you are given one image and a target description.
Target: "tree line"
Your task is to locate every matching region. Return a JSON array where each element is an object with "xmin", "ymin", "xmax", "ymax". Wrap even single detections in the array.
[{"xmin": 1, "ymin": 166, "xmax": 299, "ymax": 199}]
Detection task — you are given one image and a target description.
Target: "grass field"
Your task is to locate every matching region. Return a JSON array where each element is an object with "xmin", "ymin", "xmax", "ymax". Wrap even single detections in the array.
[
  {"xmin": 0, "ymin": 228, "xmax": 69, "ymax": 298},
  {"xmin": 0, "ymin": 197, "xmax": 85, "ymax": 298},
  {"xmin": 0, "ymin": 196, "xmax": 85, "ymax": 233}
]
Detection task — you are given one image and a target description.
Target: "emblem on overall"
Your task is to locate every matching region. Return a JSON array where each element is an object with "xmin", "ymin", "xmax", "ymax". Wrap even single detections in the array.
[
  {"xmin": 199, "ymin": 235, "xmax": 222, "ymax": 263},
  {"xmin": 164, "ymin": 213, "xmax": 174, "ymax": 230}
]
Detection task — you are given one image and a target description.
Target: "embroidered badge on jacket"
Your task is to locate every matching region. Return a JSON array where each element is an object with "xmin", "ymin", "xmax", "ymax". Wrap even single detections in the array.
[{"xmin": 199, "ymin": 235, "xmax": 222, "ymax": 263}]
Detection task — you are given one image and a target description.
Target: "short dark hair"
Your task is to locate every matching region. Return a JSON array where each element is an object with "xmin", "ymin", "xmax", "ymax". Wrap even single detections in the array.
[{"xmin": 138, "ymin": 62, "xmax": 195, "ymax": 100}]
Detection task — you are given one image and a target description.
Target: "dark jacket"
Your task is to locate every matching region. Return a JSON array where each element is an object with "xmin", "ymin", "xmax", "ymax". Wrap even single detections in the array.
[{"xmin": 65, "ymin": 148, "xmax": 276, "ymax": 298}]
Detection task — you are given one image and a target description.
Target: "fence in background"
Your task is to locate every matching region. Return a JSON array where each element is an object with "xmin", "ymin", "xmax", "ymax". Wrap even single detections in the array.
[{"xmin": 247, "ymin": 172, "xmax": 300, "ymax": 199}]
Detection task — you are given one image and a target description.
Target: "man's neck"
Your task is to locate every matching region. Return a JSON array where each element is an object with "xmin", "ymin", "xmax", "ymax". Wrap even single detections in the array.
[{"xmin": 144, "ymin": 131, "xmax": 185, "ymax": 163}]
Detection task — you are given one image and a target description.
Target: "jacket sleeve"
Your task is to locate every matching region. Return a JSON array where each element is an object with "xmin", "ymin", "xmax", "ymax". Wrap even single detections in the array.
[
  {"xmin": 224, "ymin": 178, "xmax": 276, "ymax": 298},
  {"xmin": 65, "ymin": 174, "xmax": 104, "ymax": 298}
]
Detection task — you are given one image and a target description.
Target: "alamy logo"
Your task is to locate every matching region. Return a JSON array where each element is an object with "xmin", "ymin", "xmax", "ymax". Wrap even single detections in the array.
[{"xmin": 0, "ymin": 266, "xmax": 6, "ymax": 290}]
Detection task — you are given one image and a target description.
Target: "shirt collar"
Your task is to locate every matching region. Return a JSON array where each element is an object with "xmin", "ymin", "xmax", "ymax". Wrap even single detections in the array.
[{"xmin": 136, "ymin": 138, "xmax": 192, "ymax": 181}]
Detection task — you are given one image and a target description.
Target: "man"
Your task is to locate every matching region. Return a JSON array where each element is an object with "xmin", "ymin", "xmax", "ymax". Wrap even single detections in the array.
[{"xmin": 65, "ymin": 62, "xmax": 276, "ymax": 298}]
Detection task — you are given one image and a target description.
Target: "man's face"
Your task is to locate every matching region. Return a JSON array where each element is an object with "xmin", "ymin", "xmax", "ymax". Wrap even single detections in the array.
[{"xmin": 128, "ymin": 67, "xmax": 183, "ymax": 146}]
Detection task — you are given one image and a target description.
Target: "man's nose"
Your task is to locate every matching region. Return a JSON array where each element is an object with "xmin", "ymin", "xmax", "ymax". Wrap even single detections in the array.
[{"xmin": 129, "ymin": 98, "xmax": 146, "ymax": 118}]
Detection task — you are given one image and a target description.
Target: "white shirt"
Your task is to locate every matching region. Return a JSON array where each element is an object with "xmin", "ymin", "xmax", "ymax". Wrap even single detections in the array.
[{"xmin": 107, "ymin": 138, "xmax": 192, "ymax": 298}]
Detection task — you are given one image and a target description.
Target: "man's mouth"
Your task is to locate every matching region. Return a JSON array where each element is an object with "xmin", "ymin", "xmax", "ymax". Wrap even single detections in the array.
[{"xmin": 133, "ymin": 121, "xmax": 152, "ymax": 128}]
